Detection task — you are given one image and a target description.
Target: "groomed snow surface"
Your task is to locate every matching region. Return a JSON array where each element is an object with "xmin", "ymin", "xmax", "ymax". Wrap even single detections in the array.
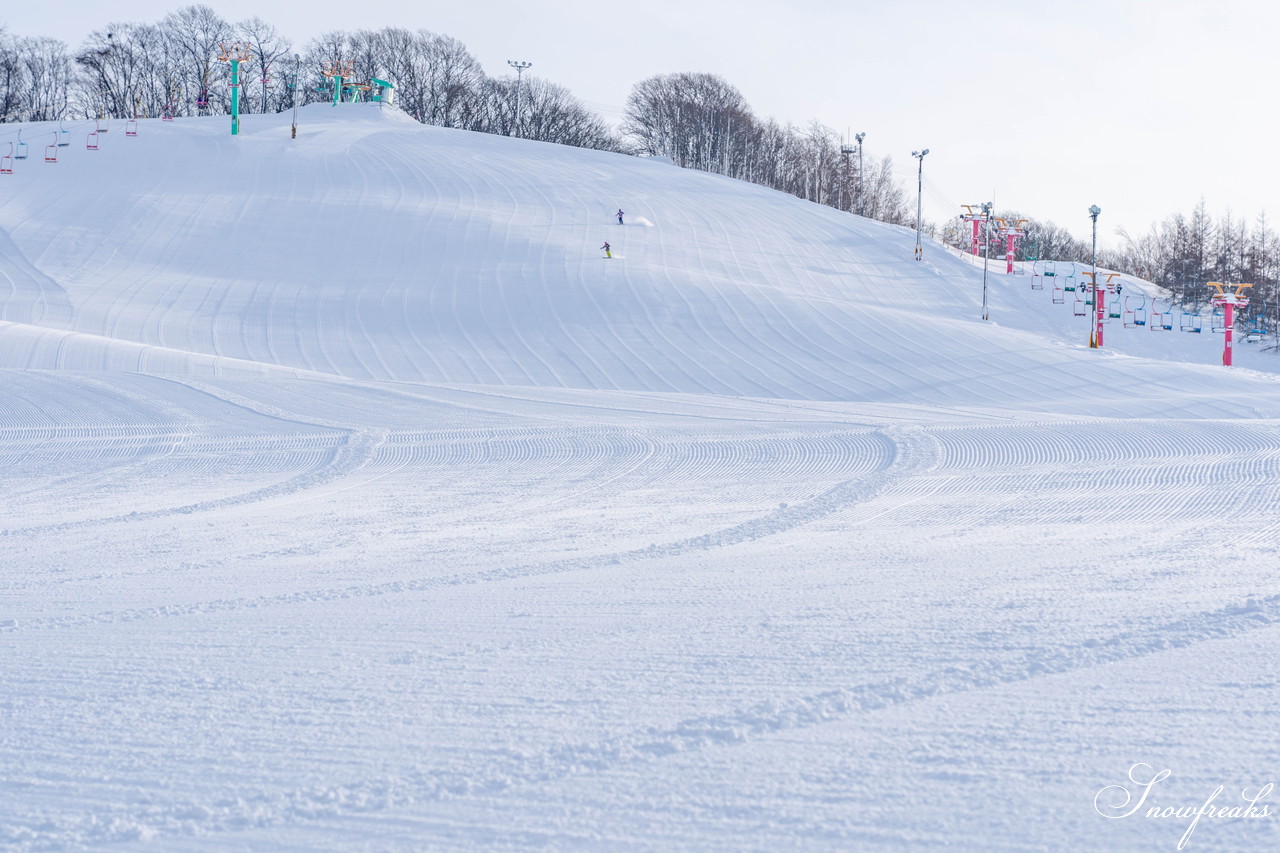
[{"xmin": 2, "ymin": 105, "xmax": 1279, "ymax": 851}]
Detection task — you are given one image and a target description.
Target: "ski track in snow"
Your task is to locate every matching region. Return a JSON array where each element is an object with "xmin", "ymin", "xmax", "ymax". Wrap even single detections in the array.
[{"xmin": 6, "ymin": 592, "xmax": 1279, "ymax": 850}]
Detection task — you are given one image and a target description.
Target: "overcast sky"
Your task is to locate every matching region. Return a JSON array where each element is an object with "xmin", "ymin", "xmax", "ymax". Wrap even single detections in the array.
[{"xmin": 8, "ymin": 0, "xmax": 1277, "ymax": 247}]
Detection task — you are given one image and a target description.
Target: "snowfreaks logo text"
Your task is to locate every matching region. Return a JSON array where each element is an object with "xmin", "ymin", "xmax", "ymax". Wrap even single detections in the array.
[{"xmin": 1094, "ymin": 763, "xmax": 1273, "ymax": 850}]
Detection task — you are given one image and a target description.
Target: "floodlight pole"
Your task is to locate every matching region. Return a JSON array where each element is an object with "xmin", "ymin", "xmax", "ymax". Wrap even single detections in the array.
[
  {"xmin": 507, "ymin": 60, "xmax": 532, "ymax": 137},
  {"xmin": 981, "ymin": 202, "xmax": 993, "ymax": 321},
  {"xmin": 912, "ymin": 149, "xmax": 929, "ymax": 260},
  {"xmin": 1089, "ymin": 205, "xmax": 1101, "ymax": 348},
  {"xmin": 290, "ymin": 54, "xmax": 300, "ymax": 139},
  {"xmin": 855, "ymin": 132, "xmax": 865, "ymax": 215},
  {"xmin": 840, "ymin": 142, "xmax": 854, "ymax": 211}
]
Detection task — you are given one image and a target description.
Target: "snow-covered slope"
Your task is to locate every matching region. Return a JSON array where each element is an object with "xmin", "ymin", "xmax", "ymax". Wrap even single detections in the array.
[
  {"xmin": 2, "ymin": 104, "xmax": 1276, "ymax": 415},
  {"xmin": 3, "ymin": 107, "xmax": 1279, "ymax": 852}
]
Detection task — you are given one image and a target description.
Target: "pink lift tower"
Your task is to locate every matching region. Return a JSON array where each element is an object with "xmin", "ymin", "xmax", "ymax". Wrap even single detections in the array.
[
  {"xmin": 994, "ymin": 218, "xmax": 1027, "ymax": 274},
  {"xmin": 960, "ymin": 205, "xmax": 985, "ymax": 256},
  {"xmin": 1208, "ymin": 282, "xmax": 1252, "ymax": 366}
]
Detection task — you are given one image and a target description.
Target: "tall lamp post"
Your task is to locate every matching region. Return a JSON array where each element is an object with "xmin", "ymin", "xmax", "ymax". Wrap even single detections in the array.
[
  {"xmin": 1089, "ymin": 205, "xmax": 1101, "ymax": 348},
  {"xmin": 854, "ymin": 132, "xmax": 865, "ymax": 215},
  {"xmin": 981, "ymin": 201, "xmax": 993, "ymax": 321},
  {"xmin": 912, "ymin": 148, "xmax": 929, "ymax": 260},
  {"xmin": 507, "ymin": 60, "xmax": 532, "ymax": 137},
  {"xmin": 290, "ymin": 53, "xmax": 300, "ymax": 139}
]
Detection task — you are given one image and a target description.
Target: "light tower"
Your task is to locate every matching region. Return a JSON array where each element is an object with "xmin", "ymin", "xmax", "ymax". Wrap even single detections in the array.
[
  {"xmin": 1088, "ymin": 205, "xmax": 1101, "ymax": 348},
  {"xmin": 912, "ymin": 148, "xmax": 929, "ymax": 260},
  {"xmin": 1207, "ymin": 282, "xmax": 1253, "ymax": 366},
  {"xmin": 217, "ymin": 41, "xmax": 254, "ymax": 136},
  {"xmin": 290, "ymin": 54, "xmax": 300, "ymax": 139},
  {"xmin": 854, "ymin": 132, "xmax": 865, "ymax": 215},
  {"xmin": 994, "ymin": 217, "xmax": 1028, "ymax": 274},
  {"xmin": 980, "ymin": 202, "xmax": 993, "ymax": 321},
  {"xmin": 507, "ymin": 60, "xmax": 533, "ymax": 137}
]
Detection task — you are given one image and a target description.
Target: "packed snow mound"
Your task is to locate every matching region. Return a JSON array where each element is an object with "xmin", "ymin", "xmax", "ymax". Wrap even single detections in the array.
[{"xmin": 0, "ymin": 104, "xmax": 1276, "ymax": 416}]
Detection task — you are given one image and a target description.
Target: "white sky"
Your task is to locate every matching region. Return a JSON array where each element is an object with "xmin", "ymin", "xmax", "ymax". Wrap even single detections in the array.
[{"xmin": 7, "ymin": 0, "xmax": 1278, "ymax": 247}]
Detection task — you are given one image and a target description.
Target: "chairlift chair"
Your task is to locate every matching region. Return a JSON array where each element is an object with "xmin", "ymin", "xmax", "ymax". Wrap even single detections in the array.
[
  {"xmin": 1072, "ymin": 295, "xmax": 1087, "ymax": 316},
  {"xmin": 15, "ymin": 129, "xmax": 27, "ymax": 160},
  {"xmin": 86, "ymin": 131, "xmax": 99, "ymax": 150},
  {"xmin": 1031, "ymin": 274, "xmax": 1044, "ymax": 291},
  {"xmin": 1051, "ymin": 283, "xmax": 1065, "ymax": 304},
  {"xmin": 126, "ymin": 119, "xmax": 138, "ymax": 137},
  {"xmin": 1123, "ymin": 295, "xmax": 1147, "ymax": 327},
  {"xmin": 1043, "ymin": 260, "xmax": 1056, "ymax": 277},
  {"xmin": 96, "ymin": 117, "xmax": 110, "ymax": 133},
  {"xmin": 162, "ymin": 105, "xmax": 174, "ymax": 122},
  {"xmin": 57, "ymin": 120, "xmax": 70, "ymax": 147},
  {"xmin": 44, "ymin": 142, "xmax": 56, "ymax": 163},
  {"xmin": 1, "ymin": 143, "xmax": 12, "ymax": 174},
  {"xmin": 1180, "ymin": 311, "xmax": 1203, "ymax": 333},
  {"xmin": 1210, "ymin": 306, "xmax": 1227, "ymax": 334}
]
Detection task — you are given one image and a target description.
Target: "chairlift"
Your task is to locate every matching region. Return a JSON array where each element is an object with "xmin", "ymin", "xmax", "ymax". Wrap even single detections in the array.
[
  {"xmin": 96, "ymin": 117, "xmax": 110, "ymax": 133},
  {"xmin": 162, "ymin": 104, "xmax": 175, "ymax": 121},
  {"xmin": 196, "ymin": 88, "xmax": 209, "ymax": 108},
  {"xmin": 1210, "ymin": 306, "xmax": 1227, "ymax": 334},
  {"xmin": 1247, "ymin": 299, "xmax": 1267, "ymax": 338},
  {"xmin": 44, "ymin": 142, "xmax": 57, "ymax": 162},
  {"xmin": 15, "ymin": 129, "xmax": 28, "ymax": 160},
  {"xmin": 1062, "ymin": 271, "xmax": 1077, "ymax": 292},
  {"xmin": 1043, "ymin": 260, "xmax": 1057, "ymax": 277},
  {"xmin": 126, "ymin": 119, "xmax": 138, "ymax": 137},
  {"xmin": 1180, "ymin": 310, "xmax": 1203, "ymax": 333},
  {"xmin": 1072, "ymin": 294, "xmax": 1087, "ymax": 317},
  {"xmin": 86, "ymin": 131, "xmax": 99, "ymax": 150},
  {"xmin": 1051, "ymin": 283, "xmax": 1065, "ymax": 304},
  {"xmin": 1149, "ymin": 300, "xmax": 1172, "ymax": 331},
  {"xmin": 1, "ymin": 143, "xmax": 12, "ymax": 174},
  {"xmin": 1123, "ymin": 294, "xmax": 1147, "ymax": 327},
  {"xmin": 1031, "ymin": 274, "xmax": 1044, "ymax": 291}
]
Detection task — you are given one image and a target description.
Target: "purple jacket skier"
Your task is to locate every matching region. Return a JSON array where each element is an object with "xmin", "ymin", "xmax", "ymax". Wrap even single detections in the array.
[{"xmin": 601, "ymin": 241, "xmax": 612, "ymax": 258}]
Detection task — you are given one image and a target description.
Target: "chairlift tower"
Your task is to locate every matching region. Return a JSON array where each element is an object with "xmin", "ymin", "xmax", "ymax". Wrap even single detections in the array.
[
  {"xmin": 218, "ymin": 41, "xmax": 254, "ymax": 135},
  {"xmin": 911, "ymin": 148, "xmax": 929, "ymax": 260},
  {"xmin": 1207, "ymin": 282, "xmax": 1252, "ymax": 366},
  {"xmin": 1088, "ymin": 205, "xmax": 1101, "ymax": 347},
  {"xmin": 960, "ymin": 204, "xmax": 984, "ymax": 256},
  {"xmin": 994, "ymin": 218, "xmax": 1027, "ymax": 274},
  {"xmin": 1081, "ymin": 271, "xmax": 1120, "ymax": 348},
  {"xmin": 322, "ymin": 60, "xmax": 354, "ymax": 107}
]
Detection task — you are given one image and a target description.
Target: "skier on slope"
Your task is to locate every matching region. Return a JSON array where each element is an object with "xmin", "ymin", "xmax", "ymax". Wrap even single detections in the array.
[
  {"xmin": 601, "ymin": 241, "xmax": 612, "ymax": 259},
  {"xmin": 616, "ymin": 209, "xmax": 624, "ymax": 225}
]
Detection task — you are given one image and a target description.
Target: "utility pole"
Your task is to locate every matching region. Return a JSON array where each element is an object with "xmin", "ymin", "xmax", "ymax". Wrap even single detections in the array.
[
  {"xmin": 981, "ymin": 201, "xmax": 993, "ymax": 321},
  {"xmin": 912, "ymin": 149, "xmax": 929, "ymax": 260},
  {"xmin": 507, "ymin": 60, "xmax": 533, "ymax": 137},
  {"xmin": 1089, "ymin": 205, "xmax": 1101, "ymax": 348}
]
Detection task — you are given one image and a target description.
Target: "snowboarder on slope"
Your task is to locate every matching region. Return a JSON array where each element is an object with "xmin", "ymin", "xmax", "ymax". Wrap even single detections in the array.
[
  {"xmin": 616, "ymin": 209, "xmax": 624, "ymax": 225},
  {"xmin": 601, "ymin": 241, "xmax": 612, "ymax": 259}
]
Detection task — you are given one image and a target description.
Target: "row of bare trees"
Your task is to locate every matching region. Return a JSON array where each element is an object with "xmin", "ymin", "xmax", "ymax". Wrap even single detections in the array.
[
  {"xmin": 0, "ymin": 8, "xmax": 619, "ymax": 151},
  {"xmin": 624, "ymin": 72, "xmax": 910, "ymax": 225}
]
